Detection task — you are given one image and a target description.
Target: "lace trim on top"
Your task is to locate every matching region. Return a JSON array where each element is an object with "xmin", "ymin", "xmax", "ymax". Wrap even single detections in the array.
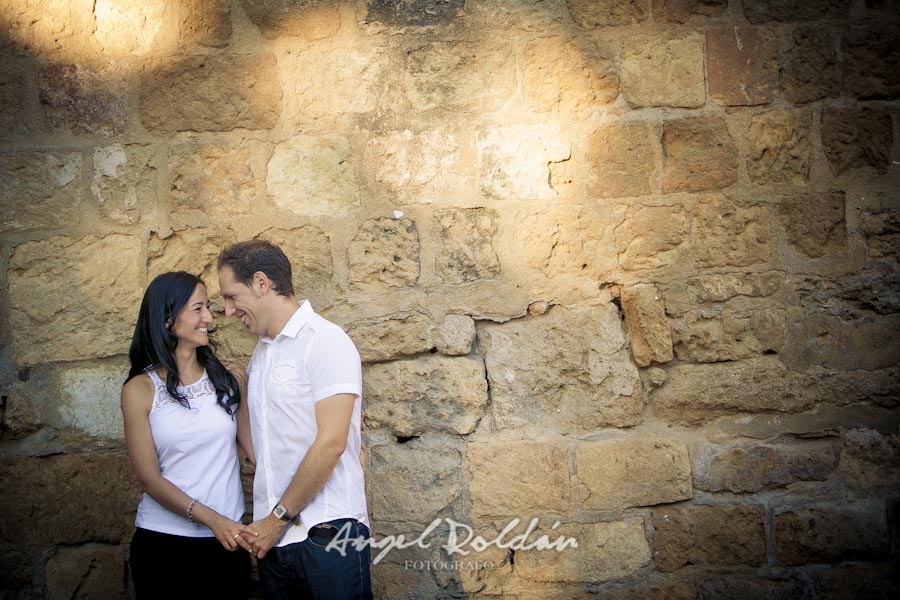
[{"xmin": 146, "ymin": 369, "xmax": 214, "ymax": 411}]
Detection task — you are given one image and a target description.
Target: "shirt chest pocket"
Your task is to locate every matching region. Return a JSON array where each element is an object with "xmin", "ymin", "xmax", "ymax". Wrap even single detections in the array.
[{"xmin": 268, "ymin": 362, "xmax": 312, "ymax": 401}]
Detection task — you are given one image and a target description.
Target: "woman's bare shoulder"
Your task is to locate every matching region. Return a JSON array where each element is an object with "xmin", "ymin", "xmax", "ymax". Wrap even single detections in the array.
[{"xmin": 121, "ymin": 372, "xmax": 154, "ymax": 409}]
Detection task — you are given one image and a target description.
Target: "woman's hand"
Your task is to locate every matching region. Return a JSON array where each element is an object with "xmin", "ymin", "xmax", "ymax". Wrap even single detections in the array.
[{"xmin": 205, "ymin": 511, "xmax": 260, "ymax": 552}]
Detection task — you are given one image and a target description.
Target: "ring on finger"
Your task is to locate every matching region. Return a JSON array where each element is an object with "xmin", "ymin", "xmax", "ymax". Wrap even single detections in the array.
[{"xmin": 233, "ymin": 533, "xmax": 240, "ymax": 540}]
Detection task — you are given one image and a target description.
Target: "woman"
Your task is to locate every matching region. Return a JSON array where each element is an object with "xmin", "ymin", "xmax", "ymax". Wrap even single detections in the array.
[{"xmin": 122, "ymin": 271, "xmax": 257, "ymax": 599}]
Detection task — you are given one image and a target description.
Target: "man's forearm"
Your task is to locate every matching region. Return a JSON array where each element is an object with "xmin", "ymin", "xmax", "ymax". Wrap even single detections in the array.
[{"xmin": 277, "ymin": 437, "xmax": 346, "ymax": 518}]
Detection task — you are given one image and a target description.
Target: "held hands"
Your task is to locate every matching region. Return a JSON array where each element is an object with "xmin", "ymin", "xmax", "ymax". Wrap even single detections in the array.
[
  {"xmin": 239, "ymin": 514, "xmax": 287, "ymax": 560},
  {"xmin": 208, "ymin": 513, "xmax": 260, "ymax": 552}
]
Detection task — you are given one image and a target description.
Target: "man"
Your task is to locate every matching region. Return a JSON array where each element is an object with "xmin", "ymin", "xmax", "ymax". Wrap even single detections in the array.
[{"xmin": 217, "ymin": 240, "xmax": 371, "ymax": 599}]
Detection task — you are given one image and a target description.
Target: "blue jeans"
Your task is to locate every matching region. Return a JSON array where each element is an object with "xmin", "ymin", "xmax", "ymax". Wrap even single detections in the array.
[{"xmin": 258, "ymin": 518, "xmax": 372, "ymax": 600}]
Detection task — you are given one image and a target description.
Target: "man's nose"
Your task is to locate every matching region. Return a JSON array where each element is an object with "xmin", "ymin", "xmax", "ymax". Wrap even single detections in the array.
[{"xmin": 224, "ymin": 300, "xmax": 234, "ymax": 317}]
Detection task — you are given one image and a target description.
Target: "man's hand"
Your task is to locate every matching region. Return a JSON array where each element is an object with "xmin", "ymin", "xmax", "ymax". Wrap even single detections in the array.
[{"xmin": 240, "ymin": 514, "xmax": 288, "ymax": 559}]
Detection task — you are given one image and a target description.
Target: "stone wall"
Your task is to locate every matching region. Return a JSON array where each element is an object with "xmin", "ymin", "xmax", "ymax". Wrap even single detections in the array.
[{"xmin": 1, "ymin": 0, "xmax": 899, "ymax": 598}]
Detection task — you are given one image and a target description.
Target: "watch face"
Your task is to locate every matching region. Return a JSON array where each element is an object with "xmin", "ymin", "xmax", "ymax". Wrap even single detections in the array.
[{"xmin": 273, "ymin": 504, "xmax": 286, "ymax": 519}]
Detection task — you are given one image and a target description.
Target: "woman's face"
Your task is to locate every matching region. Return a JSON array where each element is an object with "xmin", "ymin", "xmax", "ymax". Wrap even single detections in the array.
[{"xmin": 170, "ymin": 283, "xmax": 213, "ymax": 348}]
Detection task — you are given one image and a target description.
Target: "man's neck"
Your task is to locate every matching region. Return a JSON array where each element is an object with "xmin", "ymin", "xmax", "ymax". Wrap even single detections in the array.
[{"xmin": 264, "ymin": 294, "xmax": 301, "ymax": 339}]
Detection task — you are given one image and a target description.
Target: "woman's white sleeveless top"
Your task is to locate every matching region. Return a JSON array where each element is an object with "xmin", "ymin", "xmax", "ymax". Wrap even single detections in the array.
[{"xmin": 135, "ymin": 369, "xmax": 245, "ymax": 537}]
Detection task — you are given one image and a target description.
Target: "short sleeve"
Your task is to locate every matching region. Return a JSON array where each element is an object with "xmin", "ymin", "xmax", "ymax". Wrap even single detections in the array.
[{"xmin": 306, "ymin": 326, "xmax": 362, "ymax": 403}]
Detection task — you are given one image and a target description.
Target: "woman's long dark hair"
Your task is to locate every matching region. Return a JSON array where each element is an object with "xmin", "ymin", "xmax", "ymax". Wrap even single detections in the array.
[{"xmin": 126, "ymin": 271, "xmax": 240, "ymax": 415}]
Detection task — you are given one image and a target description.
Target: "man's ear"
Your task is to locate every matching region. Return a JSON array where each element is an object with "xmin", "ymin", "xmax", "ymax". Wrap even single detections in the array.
[{"xmin": 252, "ymin": 271, "xmax": 269, "ymax": 294}]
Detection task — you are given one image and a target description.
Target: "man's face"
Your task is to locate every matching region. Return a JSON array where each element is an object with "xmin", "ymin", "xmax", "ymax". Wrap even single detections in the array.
[{"xmin": 218, "ymin": 265, "xmax": 266, "ymax": 337}]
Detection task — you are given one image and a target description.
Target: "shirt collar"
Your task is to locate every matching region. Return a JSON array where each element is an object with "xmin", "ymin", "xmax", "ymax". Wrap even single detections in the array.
[{"xmin": 261, "ymin": 300, "xmax": 312, "ymax": 344}]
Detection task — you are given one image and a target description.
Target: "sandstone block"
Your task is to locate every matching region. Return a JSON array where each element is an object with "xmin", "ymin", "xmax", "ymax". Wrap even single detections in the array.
[
  {"xmin": 782, "ymin": 312, "xmax": 900, "ymax": 371},
  {"xmin": 468, "ymin": 439, "xmax": 569, "ymax": 518},
  {"xmin": 781, "ymin": 26, "xmax": 840, "ymax": 104},
  {"xmin": 566, "ymin": 0, "xmax": 648, "ymax": 27},
  {"xmin": 0, "ymin": 57, "xmax": 34, "ymax": 136},
  {"xmin": 621, "ymin": 284, "xmax": 673, "ymax": 366},
  {"xmin": 587, "ymin": 121, "xmax": 661, "ymax": 198},
  {"xmin": 714, "ymin": 404, "xmax": 900, "ymax": 440},
  {"xmin": 0, "ymin": 152, "xmax": 82, "ymax": 233},
  {"xmin": 523, "ymin": 35, "xmax": 617, "ymax": 113},
  {"xmin": 699, "ymin": 576, "xmax": 804, "ymax": 600},
  {"xmin": 671, "ymin": 306, "xmax": 784, "ymax": 362},
  {"xmin": 694, "ymin": 441, "xmax": 836, "ymax": 493},
  {"xmin": 621, "ymin": 33, "xmax": 704, "ymax": 108},
  {"xmin": 598, "ymin": 576, "xmax": 697, "ymax": 600},
  {"xmin": 478, "ymin": 125, "xmax": 570, "ymax": 200},
  {"xmin": 405, "ymin": 40, "xmax": 515, "ymax": 112},
  {"xmin": 839, "ymin": 428, "xmax": 900, "ymax": 493},
  {"xmin": 178, "ymin": 0, "xmax": 231, "ymax": 48},
  {"xmin": 663, "ymin": 117, "xmax": 738, "ymax": 193},
  {"xmin": 516, "ymin": 519, "xmax": 651, "ymax": 583},
  {"xmin": 615, "ymin": 203, "xmax": 689, "ymax": 271},
  {"xmin": 257, "ymin": 226, "xmax": 334, "ymax": 309},
  {"xmin": 366, "ymin": 128, "xmax": 469, "ymax": 203},
  {"xmin": 147, "ymin": 229, "xmax": 229, "ymax": 290},
  {"xmin": 0, "ymin": 550, "xmax": 32, "ymax": 597},
  {"xmin": 775, "ymin": 506, "xmax": 890, "ymax": 565},
  {"xmin": 692, "ymin": 196, "xmax": 771, "ymax": 268},
  {"xmin": 707, "ymin": 27, "xmax": 778, "ymax": 106},
  {"xmin": 267, "ymin": 135, "xmax": 358, "ymax": 216},
  {"xmin": 363, "ymin": 0, "xmax": 464, "ymax": 27},
  {"xmin": 743, "ymin": 0, "xmax": 847, "ymax": 22},
  {"xmin": 55, "ymin": 363, "xmax": 129, "ymax": 440},
  {"xmin": 652, "ymin": 505, "xmax": 766, "ymax": 572},
  {"xmin": 861, "ymin": 209, "xmax": 900, "ymax": 263},
  {"xmin": 363, "ymin": 355, "xmax": 487, "ymax": 436},
  {"xmin": 8, "ymin": 234, "xmax": 143, "ymax": 365},
  {"xmin": 842, "ymin": 23, "xmax": 900, "ymax": 99},
  {"xmin": 141, "ymin": 53, "xmax": 281, "ymax": 131},
  {"xmin": 346, "ymin": 312, "xmax": 433, "ymax": 362},
  {"xmin": 777, "ymin": 192, "xmax": 846, "ymax": 258},
  {"xmin": 45, "ymin": 545, "xmax": 125, "ymax": 600},
  {"xmin": 348, "ymin": 218, "xmax": 420, "ymax": 288},
  {"xmin": 93, "ymin": 0, "xmax": 171, "ymax": 56},
  {"xmin": 813, "ymin": 563, "xmax": 900, "ymax": 600},
  {"xmin": 654, "ymin": 0, "xmax": 727, "ymax": 23},
  {"xmin": 368, "ymin": 444, "xmax": 461, "ymax": 523},
  {"xmin": 91, "ymin": 144, "xmax": 156, "ymax": 225},
  {"xmin": 436, "ymin": 208, "xmax": 501, "ymax": 284},
  {"xmin": 0, "ymin": 0, "xmax": 94, "ymax": 58},
  {"xmin": 39, "ymin": 63, "xmax": 129, "ymax": 135},
  {"xmin": 479, "ymin": 305, "xmax": 643, "ymax": 432},
  {"xmin": 746, "ymin": 110, "xmax": 812, "ymax": 184},
  {"xmin": 662, "ymin": 271, "xmax": 784, "ymax": 314},
  {"xmin": 0, "ymin": 453, "xmax": 135, "ymax": 544},
  {"xmin": 576, "ymin": 436, "xmax": 691, "ymax": 510},
  {"xmin": 821, "ymin": 107, "xmax": 893, "ymax": 175},
  {"xmin": 240, "ymin": 0, "xmax": 340, "ymax": 39},
  {"xmin": 3, "ymin": 392, "xmax": 39, "ymax": 439},
  {"xmin": 435, "ymin": 314, "xmax": 475, "ymax": 356}
]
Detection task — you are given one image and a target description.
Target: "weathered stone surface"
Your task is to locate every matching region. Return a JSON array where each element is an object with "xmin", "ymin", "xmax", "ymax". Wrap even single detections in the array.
[
  {"xmin": 663, "ymin": 117, "xmax": 738, "ymax": 193},
  {"xmin": 468, "ymin": 439, "xmax": 569, "ymax": 518},
  {"xmin": 662, "ymin": 271, "xmax": 784, "ymax": 314},
  {"xmin": 267, "ymin": 135, "xmax": 358, "ymax": 216},
  {"xmin": 0, "ymin": 550, "xmax": 32, "ymax": 597},
  {"xmin": 813, "ymin": 563, "xmax": 900, "ymax": 600},
  {"xmin": 523, "ymin": 35, "xmax": 617, "ymax": 113},
  {"xmin": 783, "ymin": 311, "xmax": 900, "ymax": 371},
  {"xmin": 743, "ymin": 0, "xmax": 847, "ymax": 23},
  {"xmin": 91, "ymin": 144, "xmax": 156, "ymax": 225},
  {"xmin": 694, "ymin": 440, "xmax": 836, "ymax": 493},
  {"xmin": 692, "ymin": 196, "xmax": 771, "ymax": 268},
  {"xmin": 615, "ymin": 203, "xmax": 689, "ymax": 271},
  {"xmin": 39, "ymin": 63, "xmax": 129, "ymax": 135},
  {"xmin": 707, "ymin": 27, "xmax": 779, "ymax": 106},
  {"xmin": 147, "ymin": 228, "xmax": 227, "ymax": 286},
  {"xmin": 0, "ymin": 152, "xmax": 82, "ymax": 233},
  {"xmin": 363, "ymin": 0, "xmax": 464, "ymax": 27},
  {"xmin": 621, "ymin": 284, "xmax": 673, "ymax": 366},
  {"xmin": 654, "ymin": 0, "xmax": 727, "ymax": 23},
  {"xmin": 781, "ymin": 26, "xmax": 840, "ymax": 104},
  {"xmin": 671, "ymin": 306, "xmax": 784, "ymax": 362},
  {"xmin": 861, "ymin": 209, "xmax": 900, "ymax": 263},
  {"xmin": 0, "ymin": 0, "xmax": 94, "ymax": 58},
  {"xmin": 587, "ymin": 121, "xmax": 661, "ymax": 198},
  {"xmin": 566, "ymin": 0, "xmax": 648, "ymax": 27},
  {"xmin": 713, "ymin": 403, "xmax": 900, "ymax": 440},
  {"xmin": 478, "ymin": 125, "xmax": 570, "ymax": 200},
  {"xmin": 3, "ymin": 392, "xmax": 39, "ymax": 439},
  {"xmin": 179, "ymin": 0, "xmax": 231, "ymax": 48},
  {"xmin": 653, "ymin": 357, "xmax": 900, "ymax": 425},
  {"xmin": 363, "ymin": 355, "xmax": 487, "ymax": 436},
  {"xmin": 45, "ymin": 545, "xmax": 125, "ymax": 600},
  {"xmin": 240, "ymin": 0, "xmax": 339, "ymax": 39},
  {"xmin": 55, "ymin": 364, "xmax": 127, "ymax": 440},
  {"xmin": 0, "ymin": 57, "xmax": 34, "ymax": 135},
  {"xmin": 346, "ymin": 312, "xmax": 432, "ymax": 362},
  {"xmin": 842, "ymin": 23, "xmax": 900, "ymax": 99},
  {"xmin": 435, "ymin": 314, "xmax": 475, "ymax": 356},
  {"xmin": 746, "ymin": 110, "xmax": 812, "ymax": 184},
  {"xmin": 141, "ymin": 54, "xmax": 281, "ymax": 131},
  {"xmin": 479, "ymin": 305, "xmax": 643, "ymax": 432},
  {"xmin": 621, "ymin": 33, "xmax": 705, "ymax": 108},
  {"xmin": 821, "ymin": 107, "xmax": 893, "ymax": 175},
  {"xmin": 8, "ymin": 235, "xmax": 143, "ymax": 365},
  {"xmin": 796, "ymin": 267, "xmax": 900, "ymax": 317},
  {"xmin": 405, "ymin": 40, "xmax": 515, "ymax": 112},
  {"xmin": 699, "ymin": 576, "xmax": 805, "ymax": 600},
  {"xmin": 366, "ymin": 128, "xmax": 469, "ymax": 203},
  {"xmin": 839, "ymin": 428, "xmax": 900, "ymax": 492},
  {"xmin": 576, "ymin": 436, "xmax": 691, "ymax": 510},
  {"xmin": 368, "ymin": 444, "xmax": 461, "ymax": 523},
  {"xmin": 0, "ymin": 453, "xmax": 135, "ymax": 544},
  {"xmin": 468, "ymin": 0, "xmax": 566, "ymax": 32},
  {"xmin": 435, "ymin": 208, "xmax": 501, "ymax": 283},
  {"xmin": 516, "ymin": 519, "xmax": 651, "ymax": 583},
  {"xmin": 777, "ymin": 192, "xmax": 845, "ymax": 258},
  {"xmin": 597, "ymin": 577, "xmax": 697, "ymax": 600},
  {"xmin": 256, "ymin": 226, "xmax": 334, "ymax": 309},
  {"xmin": 520, "ymin": 205, "xmax": 621, "ymax": 279},
  {"xmin": 775, "ymin": 506, "xmax": 890, "ymax": 565},
  {"xmin": 93, "ymin": 0, "xmax": 171, "ymax": 56},
  {"xmin": 652, "ymin": 505, "xmax": 766, "ymax": 572},
  {"xmin": 348, "ymin": 218, "xmax": 420, "ymax": 288}
]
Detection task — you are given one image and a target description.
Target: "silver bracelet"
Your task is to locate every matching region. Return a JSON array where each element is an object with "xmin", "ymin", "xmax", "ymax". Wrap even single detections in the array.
[{"xmin": 187, "ymin": 498, "xmax": 198, "ymax": 524}]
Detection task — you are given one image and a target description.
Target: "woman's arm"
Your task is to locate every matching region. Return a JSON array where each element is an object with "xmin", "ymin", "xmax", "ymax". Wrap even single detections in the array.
[
  {"xmin": 121, "ymin": 375, "xmax": 257, "ymax": 550},
  {"xmin": 227, "ymin": 363, "xmax": 255, "ymax": 466}
]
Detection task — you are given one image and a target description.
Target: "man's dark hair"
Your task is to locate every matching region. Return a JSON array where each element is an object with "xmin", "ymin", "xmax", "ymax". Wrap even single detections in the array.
[{"xmin": 217, "ymin": 239, "xmax": 294, "ymax": 297}]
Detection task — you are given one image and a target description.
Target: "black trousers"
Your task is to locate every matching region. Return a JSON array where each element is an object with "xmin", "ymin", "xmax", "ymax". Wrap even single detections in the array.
[{"xmin": 130, "ymin": 527, "xmax": 251, "ymax": 600}]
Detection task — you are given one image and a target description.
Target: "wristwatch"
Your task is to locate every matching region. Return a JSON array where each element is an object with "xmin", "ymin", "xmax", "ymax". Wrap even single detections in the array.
[{"xmin": 272, "ymin": 503, "xmax": 301, "ymax": 526}]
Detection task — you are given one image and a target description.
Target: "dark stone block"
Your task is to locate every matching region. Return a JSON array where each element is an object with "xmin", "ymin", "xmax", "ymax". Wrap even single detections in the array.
[{"xmin": 365, "ymin": 0, "xmax": 465, "ymax": 27}]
